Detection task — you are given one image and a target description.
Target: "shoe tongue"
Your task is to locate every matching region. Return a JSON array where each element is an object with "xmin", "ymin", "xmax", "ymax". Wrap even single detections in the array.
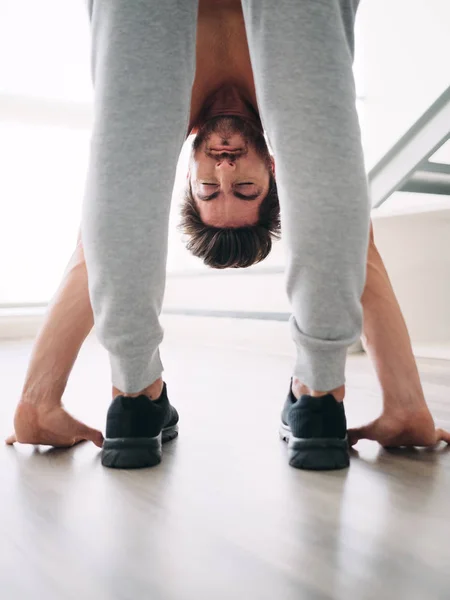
[
  {"xmin": 153, "ymin": 383, "xmax": 168, "ymax": 404},
  {"xmin": 298, "ymin": 393, "xmax": 338, "ymax": 409},
  {"xmin": 114, "ymin": 383, "xmax": 168, "ymax": 407},
  {"xmin": 118, "ymin": 394, "xmax": 152, "ymax": 409}
]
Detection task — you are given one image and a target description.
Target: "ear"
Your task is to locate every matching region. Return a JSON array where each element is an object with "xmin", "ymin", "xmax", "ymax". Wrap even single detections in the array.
[{"xmin": 270, "ymin": 156, "xmax": 276, "ymax": 177}]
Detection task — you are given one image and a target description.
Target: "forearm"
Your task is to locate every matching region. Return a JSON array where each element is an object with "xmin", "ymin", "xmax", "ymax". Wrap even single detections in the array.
[
  {"xmin": 21, "ymin": 240, "xmax": 94, "ymax": 404},
  {"xmin": 361, "ymin": 226, "xmax": 425, "ymax": 409}
]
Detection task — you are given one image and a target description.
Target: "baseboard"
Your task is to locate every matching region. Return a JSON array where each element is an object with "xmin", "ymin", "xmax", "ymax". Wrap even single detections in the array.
[
  {"xmin": 0, "ymin": 310, "xmax": 363, "ymax": 357},
  {"xmin": 5, "ymin": 310, "xmax": 450, "ymax": 363},
  {"xmin": 0, "ymin": 307, "xmax": 47, "ymax": 340},
  {"xmin": 411, "ymin": 343, "xmax": 450, "ymax": 361}
]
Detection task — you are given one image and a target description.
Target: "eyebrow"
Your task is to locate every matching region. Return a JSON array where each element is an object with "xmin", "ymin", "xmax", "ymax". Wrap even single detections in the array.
[{"xmin": 197, "ymin": 190, "xmax": 262, "ymax": 202}]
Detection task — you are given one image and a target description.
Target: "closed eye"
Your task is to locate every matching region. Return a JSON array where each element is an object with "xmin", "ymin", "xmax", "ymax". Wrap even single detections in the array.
[
  {"xmin": 196, "ymin": 183, "xmax": 262, "ymax": 201},
  {"xmin": 233, "ymin": 191, "xmax": 261, "ymax": 200},
  {"xmin": 233, "ymin": 182, "xmax": 260, "ymax": 200},
  {"xmin": 197, "ymin": 191, "xmax": 220, "ymax": 201}
]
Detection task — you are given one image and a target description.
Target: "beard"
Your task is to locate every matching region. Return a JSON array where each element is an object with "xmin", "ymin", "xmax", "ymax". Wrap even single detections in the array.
[{"xmin": 192, "ymin": 115, "xmax": 272, "ymax": 169}]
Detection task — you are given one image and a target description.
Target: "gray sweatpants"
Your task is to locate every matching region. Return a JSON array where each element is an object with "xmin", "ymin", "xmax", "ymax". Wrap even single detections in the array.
[{"xmin": 82, "ymin": 0, "xmax": 370, "ymax": 393}]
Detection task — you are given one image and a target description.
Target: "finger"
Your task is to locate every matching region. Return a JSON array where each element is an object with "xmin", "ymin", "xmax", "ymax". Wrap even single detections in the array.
[
  {"xmin": 347, "ymin": 428, "xmax": 360, "ymax": 447},
  {"xmin": 5, "ymin": 433, "xmax": 17, "ymax": 445},
  {"xmin": 348, "ymin": 423, "xmax": 378, "ymax": 447},
  {"xmin": 74, "ymin": 420, "xmax": 104, "ymax": 448},
  {"xmin": 436, "ymin": 428, "xmax": 450, "ymax": 445}
]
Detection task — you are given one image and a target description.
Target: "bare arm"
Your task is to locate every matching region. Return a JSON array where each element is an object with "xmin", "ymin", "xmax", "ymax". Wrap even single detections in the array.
[
  {"xmin": 361, "ymin": 225, "xmax": 424, "ymax": 409},
  {"xmin": 351, "ymin": 224, "xmax": 450, "ymax": 446},
  {"xmin": 21, "ymin": 237, "xmax": 94, "ymax": 404},
  {"xmin": 6, "ymin": 236, "xmax": 102, "ymax": 447}
]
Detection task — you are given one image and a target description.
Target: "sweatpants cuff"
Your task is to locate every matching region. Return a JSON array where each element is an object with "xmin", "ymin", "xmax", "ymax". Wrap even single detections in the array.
[
  {"xmin": 293, "ymin": 343, "xmax": 348, "ymax": 392},
  {"xmin": 109, "ymin": 347, "xmax": 163, "ymax": 394}
]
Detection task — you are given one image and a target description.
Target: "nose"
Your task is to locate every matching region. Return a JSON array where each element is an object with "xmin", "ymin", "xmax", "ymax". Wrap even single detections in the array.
[{"xmin": 215, "ymin": 158, "xmax": 236, "ymax": 171}]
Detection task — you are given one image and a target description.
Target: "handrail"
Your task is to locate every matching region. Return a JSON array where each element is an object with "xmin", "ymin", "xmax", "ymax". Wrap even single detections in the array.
[{"xmin": 368, "ymin": 85, "xmax": 450, "ymax": 208}]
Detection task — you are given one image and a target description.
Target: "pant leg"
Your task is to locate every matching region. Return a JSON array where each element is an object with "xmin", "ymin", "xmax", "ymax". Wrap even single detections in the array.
[
  {"xmin": 82, "ymin": 0, "xmax": 198, "ymax": 393},
  {"xmin": 241, "ymin": 0, "xmax": 370, "ymax": 391}
]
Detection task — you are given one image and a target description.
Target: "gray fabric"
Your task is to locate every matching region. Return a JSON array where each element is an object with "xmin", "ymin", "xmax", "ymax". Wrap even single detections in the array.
[
  {"xmin": 82, "ymin": 0, "xmax": 198, "ymax": 392},
  {"xmin": 82, "ymin": 0, "xmax": 370, "ymax": 393},
  {"xmin": 241, "ymin": 0, "xmax": 370, "ymax": 390}
]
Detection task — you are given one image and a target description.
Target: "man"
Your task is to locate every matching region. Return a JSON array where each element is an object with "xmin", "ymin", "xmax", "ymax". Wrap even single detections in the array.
[
  {"xmin": 180, "ymin": 1, "xmax": 280, "ymax": 268},
  {"xmin": 6, "ymin": 0, "xmax": 449, "ymax": 468}
]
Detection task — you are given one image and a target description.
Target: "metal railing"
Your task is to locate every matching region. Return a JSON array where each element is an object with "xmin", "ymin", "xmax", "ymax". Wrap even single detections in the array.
[{"xmin": 369, "ymin": 85, "xmax": 450, "ymax": 208}]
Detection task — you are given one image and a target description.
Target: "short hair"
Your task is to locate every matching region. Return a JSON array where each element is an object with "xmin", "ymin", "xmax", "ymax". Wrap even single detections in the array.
[{"xmin": 179, "ymin": 173, "xmax": 281, "ymax": 269}]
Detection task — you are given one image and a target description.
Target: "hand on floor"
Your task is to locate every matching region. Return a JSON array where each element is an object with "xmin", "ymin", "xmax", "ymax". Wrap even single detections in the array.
[
  {"xmin": 348, "ymin": 409, "xmax": 450, "ymax": 449},
  {"xmin": 6, "ymin": 402, "xmax": 104, "ymax": 448}
]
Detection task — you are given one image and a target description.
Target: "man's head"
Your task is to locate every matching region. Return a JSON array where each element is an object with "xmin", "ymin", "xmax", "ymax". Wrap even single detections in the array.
[{"xmin": 180, "ymin": 116, "xmax": 280, "ymax": 269}]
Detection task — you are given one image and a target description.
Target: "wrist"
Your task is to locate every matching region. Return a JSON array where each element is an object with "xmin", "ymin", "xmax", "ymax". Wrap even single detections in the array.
[{"xmin": 21, "ymin": 378, "xmax": 66, "ymax": 407}]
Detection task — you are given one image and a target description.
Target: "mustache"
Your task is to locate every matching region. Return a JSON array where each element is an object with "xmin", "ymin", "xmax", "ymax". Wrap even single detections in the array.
[
  {"xmin": 204, "ymin": 148, "xmax": 248, "ymax": 161},
  {"xmin": 192, "ymin": 115, "xmax": 273, "ymax": 169},
  {"xmin": 193, "ymin": 116, "xmax": 263, "ymax": 150}
]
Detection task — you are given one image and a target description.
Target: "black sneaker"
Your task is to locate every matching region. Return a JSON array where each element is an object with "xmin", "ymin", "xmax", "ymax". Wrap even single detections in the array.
[
  {"xmin": 279, "ymin": 383, "xmax": 349, "ymax": 470},
  {"xmin": 101, "ymin": 383, "xmax": 179, "ymax": 469}
]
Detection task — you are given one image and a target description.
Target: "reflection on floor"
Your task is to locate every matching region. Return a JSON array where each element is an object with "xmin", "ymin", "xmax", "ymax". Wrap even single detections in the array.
[{"xmin": 1, "ymin": 324, "xmax": 450, "ymax": 600}]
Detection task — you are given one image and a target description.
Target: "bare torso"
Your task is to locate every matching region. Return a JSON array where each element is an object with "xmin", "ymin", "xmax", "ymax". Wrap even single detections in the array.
[{"xmin": 188, "ymin": 0, "xmax": 258, "ymax": 130}]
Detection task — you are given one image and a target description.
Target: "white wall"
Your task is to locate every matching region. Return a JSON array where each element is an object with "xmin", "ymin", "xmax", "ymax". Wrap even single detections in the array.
[
  {"xmin": 372, "ymin": 207, "xmax": 450, "ymax": 357},
  {"xmin": 357, "ymin": 0, "xmax": 450, "ymax": 169}
]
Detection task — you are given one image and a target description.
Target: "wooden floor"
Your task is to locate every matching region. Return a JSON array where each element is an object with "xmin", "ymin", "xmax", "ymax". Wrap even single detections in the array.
[{"xmin": 1, "ymin": 322, "xmax": 450, "ymax": 600}]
